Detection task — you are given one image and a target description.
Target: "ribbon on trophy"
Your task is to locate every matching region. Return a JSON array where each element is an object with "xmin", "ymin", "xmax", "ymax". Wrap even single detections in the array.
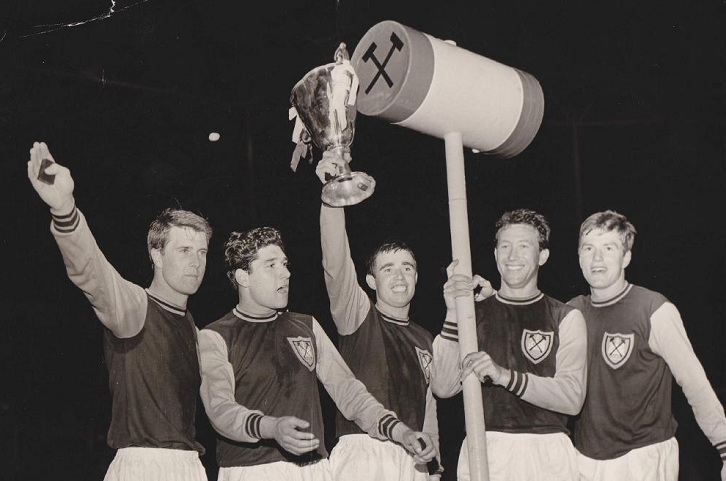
[{"xmin": 289, "ymin": 43, "xmax": 359, "ymax": 172}]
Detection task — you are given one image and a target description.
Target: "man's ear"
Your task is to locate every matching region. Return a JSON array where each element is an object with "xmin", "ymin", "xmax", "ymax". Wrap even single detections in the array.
[
  {"xmin": 623, "ymin": 250, "xmax": 632, "ymax": 269},
  {"xmin": 234, "ymin": 268, "xmax": 249, "ymax": 288},
  {"xmin": 365, "ymin": 274, "xmax": 377, "ymax": 291},
  {"xmin": 150, "ymin": 249, "xmax": 163, "ymax": 269},
  {"xmin": 538, "ymin": 248, "xmax": 550, "ymax": 266}
]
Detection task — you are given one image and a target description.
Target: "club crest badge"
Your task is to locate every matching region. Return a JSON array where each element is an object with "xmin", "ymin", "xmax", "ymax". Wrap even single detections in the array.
[
  {"xmin": 601, "ymin": 332, "xmax": 634, "ymax": 369},
  {"xmin": 521, "ymin": 329, "xmax": 554, "ymax": 364},
  {"xmin": 416, "ymin": 347, "xmax": 433, "ymax": 383},
  {"xmin": 287, "ymin": 336, "xmax": 316, "ymax": 372}
]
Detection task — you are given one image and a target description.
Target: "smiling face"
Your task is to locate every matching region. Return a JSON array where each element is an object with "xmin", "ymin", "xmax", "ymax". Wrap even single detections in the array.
[
  {"xmin": 494, "ymin": 223, "xmax": 549, "ymax": 298},
  {"xmin": 150, "ymin": 226, "xmax": 209, "ymax": 306},
  {"xmin": 236, "ymin": 244, "xmax": 291, "ymax": 316},
  {"xmin": 578, "ymin": 228, "xmax": 631, "ymax": 301},
  {"xmin": 366, "ymin": 249, "xmax": 418, "ymax": 318}
]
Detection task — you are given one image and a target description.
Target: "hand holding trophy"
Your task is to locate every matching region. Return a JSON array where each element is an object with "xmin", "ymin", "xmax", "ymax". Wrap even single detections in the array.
[{"xmin": 289, "ymin": 43, "xmax": 375, "ymax": 206}]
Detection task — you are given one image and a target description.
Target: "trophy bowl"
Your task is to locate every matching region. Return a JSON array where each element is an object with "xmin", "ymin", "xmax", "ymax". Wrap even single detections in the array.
[{"xmin": 289, "ymin": 44, "xmax": 375, "ymax": 207}]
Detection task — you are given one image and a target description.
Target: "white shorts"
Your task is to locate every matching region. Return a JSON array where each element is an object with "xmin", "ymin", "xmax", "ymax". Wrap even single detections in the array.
[
  {"xmin": 577, "ymin": 437, "xmax": 679, "ymax": 481},
  {"xmin": 458, "ymin": 432, "xmax": 579, "ymax": 481},
  {"xmin": 218, "ymin": 459, "xmax": 333, "ymax": 481},
  {"xmin": 103, "ymin": 447, "xmax": 207, "ymax": 481},
  {"xmin": 329, "ymin": 434, "xmax": 429, "ymax": 481}
]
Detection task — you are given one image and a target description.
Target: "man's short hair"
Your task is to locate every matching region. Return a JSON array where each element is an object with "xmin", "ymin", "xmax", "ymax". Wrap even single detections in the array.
[
  {"xmin": 147, "ymin": 208, "xmax": 212, "ymax": 256},
  {"xmin": 579, "ymin": 210, "xmax": 637, "ymax": 252},
  {"xmin": 224, "ymin": 227, "xmax": 285, "ymax": 287},
  {"xmin": 494, "ymin": 208, "xmax": 551, "ymax": 250},
  {"xmin": 365, "ymin": 240, "xmax": 417, "ymax": 277}
]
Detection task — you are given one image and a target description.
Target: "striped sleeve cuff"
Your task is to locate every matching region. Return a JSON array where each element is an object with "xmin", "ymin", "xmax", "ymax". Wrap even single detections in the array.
[
  {"xmin": 51, "ymin": 206, "xmax": 80, "ymax": 233},
  {"xmin": 378, "ymin": 413, "xmax": 402, "ymax": 440},
  {"xmin": 440, "ymin": 320, "xmax": 459, "ymax": 342},
  {"xmin": 716, "ymin": 440, "xmax": 726, "ymax": 461},
  {"xmin": 245, "ymin": 413, "xmax": 264, "ymax": 439},
  {"xmin": 504, "ymin": 370, "xmax": 528, "ymax": 397}
]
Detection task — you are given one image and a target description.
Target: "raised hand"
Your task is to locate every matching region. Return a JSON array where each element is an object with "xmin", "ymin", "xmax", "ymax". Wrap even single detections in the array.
[
  {"xmin": 444, "ymin": 259, "xmax": 496, "ymax": 311},
  {"xmin": 315, "ymin": 150, "xmax": 351, "ymax": 184},
  {"xmin": 27, "ymin": 142, "xmax": 75, "ymax": 215}
]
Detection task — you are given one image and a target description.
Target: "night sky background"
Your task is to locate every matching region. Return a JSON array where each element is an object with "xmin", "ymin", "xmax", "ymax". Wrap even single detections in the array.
[{"xmin": 0, "ymin": 0, "xmax": 724, "ymax": 479}]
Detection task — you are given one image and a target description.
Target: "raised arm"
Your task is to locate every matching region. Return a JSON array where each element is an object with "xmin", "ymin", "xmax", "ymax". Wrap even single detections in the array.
[
  {"xmin": 27, "ymin": 142, "xmax": 146, "ymax": 338},
  {"xmin": 317, "ymin": 153, "xmax": 371, "ymax": 335}
]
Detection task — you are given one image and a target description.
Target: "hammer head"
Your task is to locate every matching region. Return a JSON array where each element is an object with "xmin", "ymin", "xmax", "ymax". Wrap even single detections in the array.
[{"xmin": 351, "ymin": 20, "xmax": 544, "ymax": 158}]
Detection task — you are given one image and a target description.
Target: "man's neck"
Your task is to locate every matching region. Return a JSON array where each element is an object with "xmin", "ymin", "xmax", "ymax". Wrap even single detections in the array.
[
  {"xmin": 590, "ymin": 278, "xmax": 629, "ymax": 303},
  {"xmin": 147, "ymin": 282, "xmax": 188, "ymax": 310},
  {"xmin": 236, "ymin": 298, "xmax": 277, "ymax": 318},
  {"xmin": 374, "ymin": 302, "xmax": 410, "ymax": 320},
  {"xmin": 498, "ymin": 282, "xmax": 540, "ymax": 300}
]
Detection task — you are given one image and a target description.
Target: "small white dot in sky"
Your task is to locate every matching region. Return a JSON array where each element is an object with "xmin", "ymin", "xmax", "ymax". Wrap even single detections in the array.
[{"xmin": 209, "ymin": 132, "xmax": 220, "ymax": 142}]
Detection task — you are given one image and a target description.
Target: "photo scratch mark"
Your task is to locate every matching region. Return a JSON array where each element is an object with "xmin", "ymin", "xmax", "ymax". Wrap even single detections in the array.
[{"xmin": 20, "ymin": 0, "xmax": 152, "ymax": 39}]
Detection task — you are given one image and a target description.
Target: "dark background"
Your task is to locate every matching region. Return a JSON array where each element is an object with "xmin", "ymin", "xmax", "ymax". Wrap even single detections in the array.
[{"xmin": 0, "ymin": 0, "xmax": 724, "ymax": 479}]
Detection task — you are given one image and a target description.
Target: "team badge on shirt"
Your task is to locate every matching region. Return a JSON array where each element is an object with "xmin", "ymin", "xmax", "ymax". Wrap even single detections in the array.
[
  {"xmin": 287, "ymin": 336, "xmax": 316, "ymax": 371},
  {"xmin": 415, "ymin": 346, "xmax": 433, "ymax": 383},
  {"xmin": 521, "ymin": 329, "xmax": 553, "ymax": 364},
  {"xmin": 602, "ymin": 332, "xmax": 634, "ymax": 369}
]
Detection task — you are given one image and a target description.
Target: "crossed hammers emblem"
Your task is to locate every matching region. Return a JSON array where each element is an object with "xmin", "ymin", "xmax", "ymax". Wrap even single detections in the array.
[
  {"xmin": 521, "ymin": 329, "xmax": 553, "ymax": 364},
  {"xmin": 608, "ymin": 337, "xmax": 628, "ymax": 357},
  {"xmin": 361, "ymin": 32, "xmax": 404, "ymax": 94},
  {"xmin": 602, "ymin": 333, "xmax": 634, "ymax": 369}
]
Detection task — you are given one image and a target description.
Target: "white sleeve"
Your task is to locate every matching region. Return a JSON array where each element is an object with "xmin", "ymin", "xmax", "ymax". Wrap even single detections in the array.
[
  {"xmin": 320, "ymin": 204, "xmax": 372, "ymax": 335},
  {"xmin": 649, "ymin": 302, "xmax": 726, "ymax": 457},
  {"xmin": 51, "ymin": 207, "xmax": 147, "ymax": 338},
  {"xmin": 430, "ymin": 313, "xmax": 464, "ymax": 399},
  {"xmin": 198, "ymin": 329, "xmax": 265, "ymax": 443},
  {"xmin": 516, "ymin": 309, "xmax": 588, "ymax": 415}
]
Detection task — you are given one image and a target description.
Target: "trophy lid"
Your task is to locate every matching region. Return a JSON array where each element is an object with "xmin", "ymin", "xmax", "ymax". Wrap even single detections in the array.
[{"xmin": 290, "ymin": 42, "xmax": 351, "ymax": 101}]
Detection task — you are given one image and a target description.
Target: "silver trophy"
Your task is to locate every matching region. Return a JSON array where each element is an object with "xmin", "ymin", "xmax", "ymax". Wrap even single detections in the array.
[{"xmin": 289, "ymin": 43, "xmax": 375, "ymax": 206}]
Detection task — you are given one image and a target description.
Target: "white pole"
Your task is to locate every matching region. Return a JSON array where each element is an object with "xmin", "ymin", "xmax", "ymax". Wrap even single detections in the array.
[{"xmin": 444, "ymin": 131, "xmax": 490, "ymax": 481}]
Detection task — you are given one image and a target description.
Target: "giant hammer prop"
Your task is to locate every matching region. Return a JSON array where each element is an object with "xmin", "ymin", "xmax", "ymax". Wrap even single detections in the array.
[{"xmin": 351, "ymin": 20, "xmax": 545, "ymax": 481}]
